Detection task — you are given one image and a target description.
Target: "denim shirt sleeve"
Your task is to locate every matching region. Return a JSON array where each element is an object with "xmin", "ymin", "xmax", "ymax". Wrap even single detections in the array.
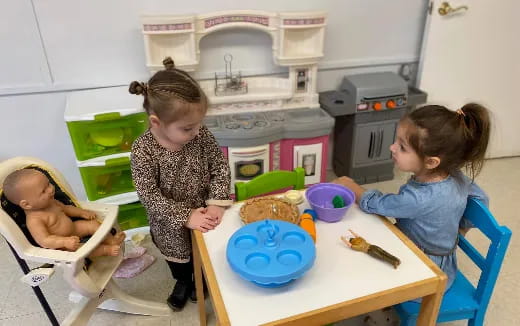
[
  {"xmin": 468, "ymin": 182, "xmax": 489, "ymax": 207},
  {"xmin": 359, "ymin": 185, "xmax": 421, "ymax": 219},
  {"xmin": 460, "ymin": 174, "xmax": 489, "ymax": 229}
]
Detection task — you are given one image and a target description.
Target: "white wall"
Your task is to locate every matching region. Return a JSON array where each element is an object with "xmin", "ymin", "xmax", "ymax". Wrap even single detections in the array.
[
  {"xmin": 0, "ymin": 92, "xmax": 87, "ymax": 198},
  {"xmin": 0, "ymin": 0, "xmax": 428, "ymax": 199}
]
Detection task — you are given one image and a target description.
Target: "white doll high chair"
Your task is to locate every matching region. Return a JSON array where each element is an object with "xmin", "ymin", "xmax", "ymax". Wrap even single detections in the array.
[{"xmin": 0, "ymin": 157, "xmax": 170, "ymax": 325}]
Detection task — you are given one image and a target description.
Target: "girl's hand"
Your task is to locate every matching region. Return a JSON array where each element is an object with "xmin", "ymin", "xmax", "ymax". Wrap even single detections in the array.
[
  {"xmin": 332, "ymin": 176, "xmax": 356, "ymax": 187},
  {"xmin": 80, "ymin": 210, "xmax": 97, "ymax": 220},
  {"xmin": 331, "ymin": 176, "xmax": 366, "ymax": 203},
  {"xmin": 186, "ymin": 207, "xmax": 218, "ymax": 233},
  {"xmin": 206, "ymin": 205, "xmax": 225, "ymax": 225}
]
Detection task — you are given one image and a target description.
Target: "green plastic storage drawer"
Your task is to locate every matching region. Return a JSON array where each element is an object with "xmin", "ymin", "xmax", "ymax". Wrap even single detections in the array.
[
  {"xmin": 79, "ymin": 156, "xmax": 135, "ymax": 201},
  {"xmin": 67, "ymin": 112, "xmax": 148, "ymax": 161},
  {"xmin": 118, "ymin": 202, "xmax": 148, "ymax": 230}
]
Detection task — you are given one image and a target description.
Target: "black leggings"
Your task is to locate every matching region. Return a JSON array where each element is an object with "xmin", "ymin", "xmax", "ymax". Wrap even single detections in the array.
[{"xmin": 166, "ymin": 257, "xmax": 193, "ymax": 284}]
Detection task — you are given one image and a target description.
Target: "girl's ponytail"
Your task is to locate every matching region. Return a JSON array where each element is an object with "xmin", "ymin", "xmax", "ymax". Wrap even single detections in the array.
[{"xmin": 458, "ymin": 103, "xmax": 491, "ymax": 179}]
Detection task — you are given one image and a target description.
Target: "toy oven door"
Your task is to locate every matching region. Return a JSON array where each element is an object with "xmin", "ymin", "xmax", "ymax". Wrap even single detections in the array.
[{"xmin": 228, "ymin": 145, "xmax": 270, "ymax": 194}]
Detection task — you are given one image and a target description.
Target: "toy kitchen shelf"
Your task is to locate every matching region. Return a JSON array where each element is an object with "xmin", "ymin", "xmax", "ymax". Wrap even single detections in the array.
[
  {"xmin": 65, "ymin": 87, "xmax": 147, "ymax": 231},
  {"xmin": 141, "ymin": 10, "xmax": 327, "ymax": 113}
]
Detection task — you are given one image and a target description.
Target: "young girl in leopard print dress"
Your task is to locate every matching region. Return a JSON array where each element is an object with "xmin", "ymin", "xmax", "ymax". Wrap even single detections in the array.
[{"xmin": 129, "ymin": 57, "xmax": 232, "ymax": 311}]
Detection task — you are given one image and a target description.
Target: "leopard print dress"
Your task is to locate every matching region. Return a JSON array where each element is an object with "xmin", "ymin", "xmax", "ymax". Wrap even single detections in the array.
[{"xmin": 131, "ymin": 126, "xmax": 231, "ymax": 262}]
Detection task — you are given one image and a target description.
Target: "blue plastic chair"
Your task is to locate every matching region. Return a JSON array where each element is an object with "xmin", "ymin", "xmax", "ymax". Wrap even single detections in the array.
[
  {"xmin": 394, "ymin": 198, "xmax": 512, "ymax": 326},
  {"xmin": 234, "ymin": 168, "xmax": 305, "ymax": 201}
]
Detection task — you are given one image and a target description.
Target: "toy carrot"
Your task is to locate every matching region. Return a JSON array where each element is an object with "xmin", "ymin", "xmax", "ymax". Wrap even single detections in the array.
[
  {"xmin": 340, "ymin": 229, "xmax": 401, "ymax": 269},
  {"xmin": 299, "ymin": 209, "xmax": 317, "ymax": 243}
]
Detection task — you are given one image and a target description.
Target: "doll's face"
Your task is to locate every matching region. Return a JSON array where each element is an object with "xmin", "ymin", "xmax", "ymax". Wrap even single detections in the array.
[{"xmin": 18, "ymin": 171, "xmax": 55, "ymax": 210}]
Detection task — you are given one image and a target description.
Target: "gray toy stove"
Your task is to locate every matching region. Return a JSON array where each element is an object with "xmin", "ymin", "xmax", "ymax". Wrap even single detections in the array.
[{"xmin": 319, "ymin": 72, "xmax": 427, "ymax": 184}]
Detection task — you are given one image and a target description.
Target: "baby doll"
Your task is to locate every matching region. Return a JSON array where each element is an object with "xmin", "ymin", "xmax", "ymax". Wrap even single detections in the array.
[{"xmin": 2, "ymin": 169, "xmax": 125, "ymax": 257}]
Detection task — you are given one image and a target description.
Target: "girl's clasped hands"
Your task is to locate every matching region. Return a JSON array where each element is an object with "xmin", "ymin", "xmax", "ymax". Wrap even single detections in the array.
[{"xmin": 186, "ymin": 205, "xmax": 225, "ymax": 232}]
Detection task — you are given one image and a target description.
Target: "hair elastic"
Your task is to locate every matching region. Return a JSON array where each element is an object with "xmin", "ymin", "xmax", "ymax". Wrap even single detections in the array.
[
  {"xmin": 140, "ymin": 82, "xmax": 148, "ymax": 95},
  {"xmin": 456, "ymin": 109, "xmax": 466, "ymax": 117}
]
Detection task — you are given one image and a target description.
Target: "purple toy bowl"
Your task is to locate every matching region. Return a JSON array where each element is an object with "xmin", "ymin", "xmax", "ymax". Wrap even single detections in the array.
[{"xmin": 305, "ymin": 183, "xmax": 355, "ymax": 223}]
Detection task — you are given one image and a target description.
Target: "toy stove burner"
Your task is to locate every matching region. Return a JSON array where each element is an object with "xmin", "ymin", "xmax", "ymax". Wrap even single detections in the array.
[
  {"xmin": 223, "ymin": 113, "xmax": 271, "ymax": 130},
  {"xmin": 225, "ymin": 123, "xmax": 241, "ymax": 129}
]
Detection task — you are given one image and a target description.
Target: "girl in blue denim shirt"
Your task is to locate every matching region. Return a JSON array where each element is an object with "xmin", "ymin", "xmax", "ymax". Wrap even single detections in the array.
[{"xmin": 335, "ymin": 103, "xmax": 491, "ymax": 293}]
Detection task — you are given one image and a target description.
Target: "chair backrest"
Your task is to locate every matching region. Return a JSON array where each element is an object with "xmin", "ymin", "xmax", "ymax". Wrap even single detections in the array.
[
  {"xmin": 0, "ymin": 157, "xmax": 78, "ymax": 255},
  {"xmin": 458, "ymin": 197, "xmax": 512, "ymax": 311},
  {"xmin": 234, "ymin": 167, "xmax": 305, "ymax": 201}
]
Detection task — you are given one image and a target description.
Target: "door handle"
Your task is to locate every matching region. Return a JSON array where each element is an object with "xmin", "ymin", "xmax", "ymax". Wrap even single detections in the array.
[
  {"xmin": 438, "ymin": 2, "xmax": 468, "ymax": 16},
  {"xmin": 368, "ymin": 131, "xmax": 375, "ymax": 158},
  {"xmin": 376, "ymin": 129, "xmax": 383, "ymax": 157}
]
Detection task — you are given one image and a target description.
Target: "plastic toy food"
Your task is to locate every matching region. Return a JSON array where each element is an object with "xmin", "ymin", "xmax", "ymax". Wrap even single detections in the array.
[
  {"xmin": 284, "ymin": 190, "xmax": 304, "ymax": 205},
  {"xmin": 341, "ymin": 229, "xmax": 401, "ymax": 269},
  {"xmin": 299, "ymin": 209, "xmax": 317, "ymax": 242},
  {"xmin": 239, "ymin": 164, "xmax": 260, "ymax": 177},
  {"xmin": 239, "ymin": 196, "xmax": 299, "ymax": 224},
  {"xmin": 89, "ymin": 128, "xmax": 124, "ymax": 147},
  {"xmin": 332, "ymin": 195, "xmax": 345, "ymax": 208}
]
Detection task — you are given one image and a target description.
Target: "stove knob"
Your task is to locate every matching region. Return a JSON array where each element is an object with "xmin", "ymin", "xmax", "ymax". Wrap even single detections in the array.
[
  {"xmin": 386, "ymin": 100, "xmax": 396, "ymax": 109},
  {"xmin": 373, "ymin": 102, "xmax": 382, "ymax": 111}
]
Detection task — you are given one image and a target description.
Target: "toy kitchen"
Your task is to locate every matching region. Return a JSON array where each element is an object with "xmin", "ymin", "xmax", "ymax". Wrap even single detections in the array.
[
  {"xmin": 63, "ymin": 10, "xmax": 333, "ymax": 220},
  {"xmin": 140, "ymin": 10, "xmax": 334, "ymax": 191}
]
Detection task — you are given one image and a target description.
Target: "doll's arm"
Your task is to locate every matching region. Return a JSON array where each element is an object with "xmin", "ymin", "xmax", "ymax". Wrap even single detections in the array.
[
  {"xmin": 56, "ymin": 201, "xmax": 97, "ymax": 220},
  {"xmin": 26, "ymin": 214, "xmax": 80, "ymax": 250}
]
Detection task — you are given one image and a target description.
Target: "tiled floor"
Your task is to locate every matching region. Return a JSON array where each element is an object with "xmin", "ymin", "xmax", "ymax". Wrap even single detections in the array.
[{"xmin": 0, "ymin": 157, "xmax": 518, "ymax": 325}]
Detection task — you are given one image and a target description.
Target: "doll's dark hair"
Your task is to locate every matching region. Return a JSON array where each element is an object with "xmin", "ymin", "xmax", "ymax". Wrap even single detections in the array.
[
  {"xmin": 403, "ymin": 103, "xmax": 491, "ymax": 179},
  {"xmin": 129, "ymin": 57, "xmax": 208, "ymax": 123}
]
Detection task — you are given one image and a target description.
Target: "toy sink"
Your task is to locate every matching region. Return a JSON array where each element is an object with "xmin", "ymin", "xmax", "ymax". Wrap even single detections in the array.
[{"xmin": 227, "ymin": 219, "xmax": 315, "ymax": 287}]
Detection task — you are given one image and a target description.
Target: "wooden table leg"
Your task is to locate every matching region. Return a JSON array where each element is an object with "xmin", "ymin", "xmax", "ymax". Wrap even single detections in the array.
[
  {"xmin": 416, "ymin": 275, "xmax": 447, "ymax": 326},
  {"xmin": 193, "ymin": 231, "xmax": 207, "ymax": 326}
]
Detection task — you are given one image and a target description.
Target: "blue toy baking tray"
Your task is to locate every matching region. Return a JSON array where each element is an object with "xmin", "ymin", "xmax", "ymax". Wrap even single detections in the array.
[{"xmin": 226, "ymin": 219, "xmax": 316, "ymax": 287}]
